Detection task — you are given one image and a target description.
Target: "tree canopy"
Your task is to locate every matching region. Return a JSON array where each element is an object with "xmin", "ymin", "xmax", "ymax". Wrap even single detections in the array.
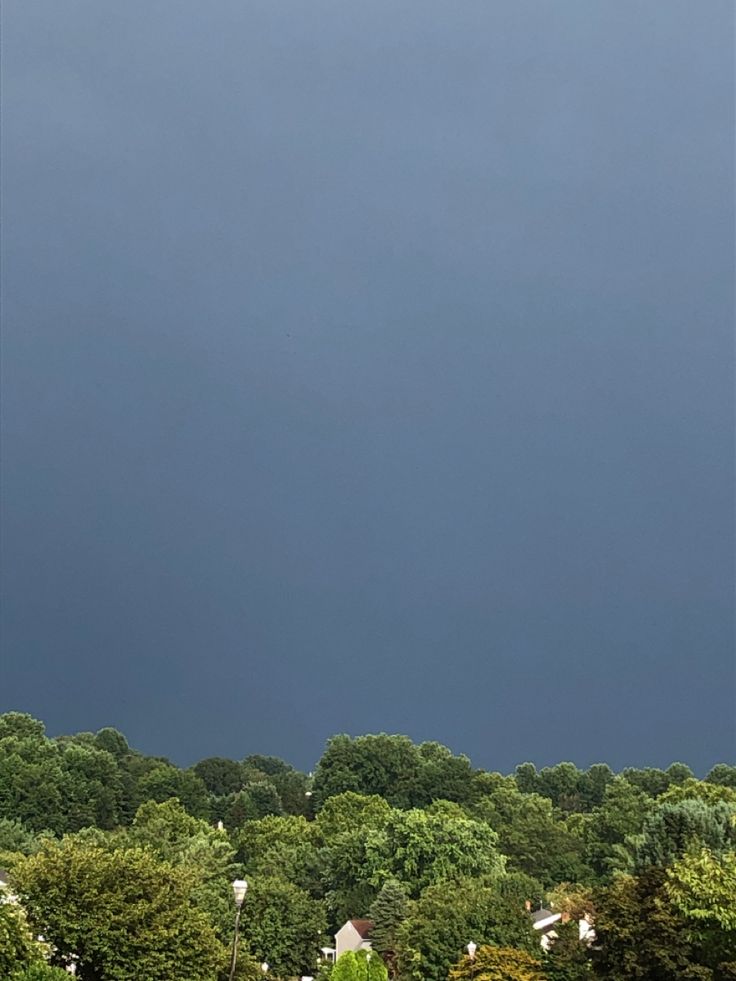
[{"xmin": 1, "ymin": 711, "xmax": 733, "ymax": 981}]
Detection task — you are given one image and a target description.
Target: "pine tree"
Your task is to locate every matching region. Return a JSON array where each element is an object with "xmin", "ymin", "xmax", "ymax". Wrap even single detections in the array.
[{"xmin": 368, "ymin": 879, "xmax": 409, "ymax": 978}]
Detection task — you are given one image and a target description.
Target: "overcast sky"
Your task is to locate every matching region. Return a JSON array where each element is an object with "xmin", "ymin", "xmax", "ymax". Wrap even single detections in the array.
[{"xmin": 1, "ymin": 1, "xmax": 733, "ymax": 773}]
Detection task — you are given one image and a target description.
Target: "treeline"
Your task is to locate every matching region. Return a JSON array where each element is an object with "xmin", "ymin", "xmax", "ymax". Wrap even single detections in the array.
[{"xmin": 0, "ymin": 713, "xmax": 735, "ymax": 980}]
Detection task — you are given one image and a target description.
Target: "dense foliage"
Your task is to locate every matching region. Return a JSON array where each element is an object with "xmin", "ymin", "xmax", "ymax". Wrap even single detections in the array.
[{"xmin": 0, "ymin": 712, "xmax": 734, "ymax": 980}]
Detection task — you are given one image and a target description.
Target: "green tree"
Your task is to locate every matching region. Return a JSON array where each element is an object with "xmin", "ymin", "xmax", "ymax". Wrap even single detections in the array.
[
  {"xmin": 223, "ymin": 782, "xmax": 284, "ymax": 829},
  {"xmin": 0, "ymin": 901, "xmax": 46, "ymax": 977},
  {"xmin": 476, "ymin": 784, "xmax": 590, "ymax": 886},
  {"xmin": 333, "ymin": 950, "xmax": 360, "ymax": 981},
  {"xmin": 591, "ymin": 868, "xmax": 710, "ymax": 980},
  {"xmin": 136, "ymin": 763, "xmax": 211, "ymax": 819},
  {"xmin": 396, "ymin": 878, "xmax": 537, "ymax": 981},
  {"xmin": 193, "ymin": 756, "xmax": 245, "ymax": 796},
  {"xmin": 622, "ymin": 767, "xmax": 672, "ymax": 798},
  {"xmin": 448, "ymin": 945, "xmax": 547, "ymax": 981},
  {"xmin": 0, "ymin": 818, "xmax": 43, "ymax": 855},
  {"xmin": 56, "ymin": 742, "xmax": 122, "ymax": 830},
  {"xmin": 312, "ymin": 734, "xmax": 423, "ymax": 809},
  {"xmin": 243, "ymin": 754, "xmax": 294, "ymax": 777},
  {"xmin": 360, "ymin": 949, "xmax": 389, "ymax": 981},
  {"xmin": 12, "ymin": 837, "xmax": 225, "ymax": 981},
  {"xmin": 236, "ymin": 814, "xmax": 320, "ymax": 893},
  {"xmin": 584, "ymin": 777, "xmax": 652, "ymax": 879},
  {"xmin": 243, "ymin": 781, "xmax": 284, "ymax": 819},
  {"xmin": 125, "ymin": 798, "xmax": 238, "ymax": 939},
  {"xmin": 578, "ymin": 764, "xmax": 615, "ymax": 810},
  {"xmin": 636, "ymin": 799, "xmax": 736, "ymax": 870},
  {"xmin": 0, "ymin": 725, "xmax": 123, "ymax": 834},
  {"xmin": 514, "ymin": 764, "xmax": 541, "ymax": 796},
  {"xmin": 238, "ymin": 875, "xmax": 326, "ymax": 979},
  {"xmin": 368, "ymin": 879, "xmax": 409, "ymax": 977},
  {"xmin": 12, "ymin": 966, "xmax": 71, "ymax": 981},
  {"xmin": 660, "ymin": 779, "xmax": 736, "ymax": 806},
  {"xmin": 0, "ymin": 732, "xmax": 66, "ymax": 834},
  {"xmin": 92, "ymin": 728, "xmax": 129, "ymax": 759},
  {"xmin": 666, "ymin": 846, "xmax": 736, "ymax": 973},
  {"xmin": 365, "ymin": 808, "xmax": 504, "ymax": 898},
  {"xmin": 543, "ymin": 920, "xmax": 592, "ymax": 981},
  {"xmin": 667, "ymin": 846, "xmax": 736, "ymax": 930},
  {"xmin": 317, "ymin": 793, "xmax": 393, "ymax": 841},
  {"xmin": 536, "ymin": 763, "xmax": 585, "ymax": 814},
  {"xmin": 544, "ymin": 883, "xmax": 594, "ymax": 922},
  {"xmin": 317, "ymin": 794, "xmax": 394, "ymax": 925},
  {"xmin": 267, "ymin": 767, "xmax": 311, "ymax": 816},
  {"xmin": 666, "ymin": 763, "xmax": 695, "ymax": 786},
  {"xmin": 496, "ymin": 872, "xmax": 546, "ymax": 911},
  {"xmin": 312, "ymin": 734, "xmax": 480, "ymax": 811},
  {"xmin": 331, "ymin": 950, "xmax": 389, "ymax": 981},
  {"xmin": 0, "ymin": 713, "xmax": 45, "ymax": 741},
  {"xmin": 706, "ymin": 765, "xmax": 736, "ymax": 790}
]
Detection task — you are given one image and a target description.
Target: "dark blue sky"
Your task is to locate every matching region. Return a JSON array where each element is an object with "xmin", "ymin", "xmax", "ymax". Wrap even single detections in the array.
[{"xmin": 1, "ymin": 1, "xmax": 734, "ymax": 773}]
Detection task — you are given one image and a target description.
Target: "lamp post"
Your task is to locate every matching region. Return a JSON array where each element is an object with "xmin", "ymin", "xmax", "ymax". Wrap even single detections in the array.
[
  {"xmin": 466, "ymin": 942, "xmax": 477, "ymax": 980},
  {"xmin": 228, "ymin": 879, "xmax": 248, "ymax": 981}
]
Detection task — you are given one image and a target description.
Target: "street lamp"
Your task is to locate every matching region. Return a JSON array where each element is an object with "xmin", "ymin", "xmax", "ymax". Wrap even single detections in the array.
[
  {"xmin": 467, "ymin": 942, "xmax": 477, "ymax": 980},
  {"xmin": 228, "ymin": 879, "xmax": 248, "ymax": 981}
]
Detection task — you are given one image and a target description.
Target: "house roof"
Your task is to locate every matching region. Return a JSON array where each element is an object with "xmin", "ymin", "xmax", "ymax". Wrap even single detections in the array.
[
  {"xmin": 350, "ymin": 919, "xmax": 374, "ymax": 939},
  {"xmin": 531, "ymin": 908, "xmax": 561, "ymax": 929}
]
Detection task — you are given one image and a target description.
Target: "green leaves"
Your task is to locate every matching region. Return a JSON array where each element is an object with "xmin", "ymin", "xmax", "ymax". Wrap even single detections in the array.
[
  {"xmin": 448, "ymin": 945, "xmax": 547, "ymax": 981},
  {"xmin": 12, "ymin": 837, "xmax": 225, "ymax": 981},
  {"xmin": 636, "ymin": 799, "xmax": 736, "ymax": 870},
  {"xmin": 311, "ymin": 734, "xmax": 481, "ymax": 811},
  {"xmin": 396, "ymin": 878, "xmax": 537, "ymax": 981},
  {"xmin": 237, "ymin": 874, "xmax": 327, "ymax": 979},
  {"xmin": 476, "ymin": 783, "xmax": 591, "ymax": 887},
  {"xmin": 667, "ymin": 846, "xmax": 736, "ymax": 931},
  {"xmin": 365, "ymin": 808, "xmax": 504, "ymax": 898},
  {"xmin": 331, "ymin": 949, "xmax": 388, "ymax": 981},
  {"xmin": 2, "ymin": 712, "xmax": 736, "ymax": 981},
  {"xmin": 0, "ymin": 901, "xmax": 46, "ymax": 976}
]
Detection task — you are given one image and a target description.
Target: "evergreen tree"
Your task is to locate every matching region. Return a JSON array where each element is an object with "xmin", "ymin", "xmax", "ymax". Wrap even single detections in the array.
[{"xmin": 368, "ymin": 879, "xmax": 408, "ymax": 978}]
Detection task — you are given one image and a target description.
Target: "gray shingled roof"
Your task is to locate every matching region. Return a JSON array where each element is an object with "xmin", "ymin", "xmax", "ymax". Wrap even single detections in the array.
[{"xmin": 531, "ymin": 907, "xmax": 558, "ymax": 924}]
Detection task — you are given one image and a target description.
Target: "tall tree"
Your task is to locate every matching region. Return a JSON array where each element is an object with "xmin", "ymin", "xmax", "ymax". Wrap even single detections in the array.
[
  {"xmin": 236, "ymin": 814, "xmax": 320, "ymax": 894},
  {"xmin": 12, "ymin": 838, "xmax": 225, "ymax": 981},
  {"xmin": 135, "ymin": 763, "xmax": 211, "ymax": 819},
  {"xmin": 125, "ymin": 798, "xmax": 238, "ymax": 939},
  {"xmin": 476, "ymin": 783, "xmax": 591, "ymax": 886},
  {"xmin": 312, "ymin": 734, "xmax": 479, "ymax": 811},
  {"xmin": 584, "ymin": 777, "xmax": 652, "ymax": 879},
  {"xmin": 543, "ymin": 920, "xmax": 592, "ymax": 981},
  {"xmin": 193, "ymin": 756, "xmax": 245, "ymax": 796},
  {"xmin": 666, "ymin": 846, "xmax": 736, "ymax": 974},
  {"xmin": 636, "ymin": 799, "xmax": 736, "ymax": 870},
  {"xmin": 706, "ymin": 765, "xmax": 736, "ymax": 790},
  {"xmin": 396, "ymin": 878, "xmax": 537, "ymax": 981},
  {"xmin": 592, "ymin": 868, "xmax": 711, "ymax": 980},
  {"xmin": 238, "ymin": 875, "xmax": 326, "ymax": 979},
  {"xmin": 365, "ymin": 808, "xmax": 504, "ymax": 898},
  {"xmin": 368, "ymin": 879, "xmax": 409, "ymax": 978}
]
